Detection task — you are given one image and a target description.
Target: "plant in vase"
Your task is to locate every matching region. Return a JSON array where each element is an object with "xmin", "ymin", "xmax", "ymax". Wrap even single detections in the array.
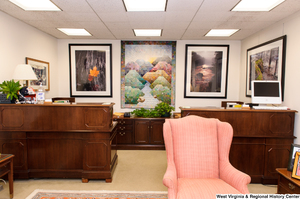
[
  {"xmin": 154, "ymin": 102, "xmax": 175, "ymax": 117},
  {"xmin": 131, "ymin": 102, "xmax": 175, "ymax": 118},
  {"xmin": 131, "ymin": 108, "xmax": 161, "ymax": 118},
  {"xmin": 0, "ymin": 80, "xmax": 22, "ymax": 103}
]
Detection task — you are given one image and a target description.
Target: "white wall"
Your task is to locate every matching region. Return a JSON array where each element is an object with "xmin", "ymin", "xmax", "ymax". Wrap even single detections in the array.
[
  {"xmin": 0, "ymin": 11, "xmax": 58, "ymax": 98},
  {"xmin": 239, "ymin": 11, "xmax": 300, "ymax": 143},
  {"xmin": 57, "ymin": 39, "xmax": 241, "ymax": 112}
]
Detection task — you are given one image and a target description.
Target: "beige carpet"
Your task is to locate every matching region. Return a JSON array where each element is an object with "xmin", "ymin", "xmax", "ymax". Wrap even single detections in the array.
[
  {"xmin": 0, "ymin": 150, "xmax": 276, "ymax": 199},
  {"xmin": 25, "ymin": 190, "xmax": 168, "ymax": 199}
]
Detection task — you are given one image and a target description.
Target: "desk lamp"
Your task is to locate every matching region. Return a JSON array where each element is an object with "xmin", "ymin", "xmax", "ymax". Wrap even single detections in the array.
[
  {"xmin": 12, "ymin": 64, "xmax": 38, "ymax": 103},
  {"xmin": 12, "ymin": 64, "xmax": 38, "ymax": 86}
]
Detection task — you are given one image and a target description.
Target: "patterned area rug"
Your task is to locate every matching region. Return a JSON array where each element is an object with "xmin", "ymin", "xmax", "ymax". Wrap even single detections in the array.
[{"xmin": 26, "ymin": 190, "xmax": 168, "ymax": 199}]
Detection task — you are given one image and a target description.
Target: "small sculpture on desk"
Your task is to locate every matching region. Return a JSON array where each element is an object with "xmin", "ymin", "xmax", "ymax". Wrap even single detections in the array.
[{"xmin": 18, "ymin": 86, "xmax": 36, "ymax": 104}]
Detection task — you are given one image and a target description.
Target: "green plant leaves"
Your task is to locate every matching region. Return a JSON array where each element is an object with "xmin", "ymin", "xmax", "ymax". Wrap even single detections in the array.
[
  {"xmin": 0, "ymin": 80, "xmax": 22, "ymax": 100},
  {"xmin": 131, "ymin": 102, "xmax": 174, "ymax": 118}
]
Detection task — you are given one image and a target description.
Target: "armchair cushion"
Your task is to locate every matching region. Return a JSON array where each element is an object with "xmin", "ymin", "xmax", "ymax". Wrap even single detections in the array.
[
  {"xmin": 169, "ymin": 116, "xmax": 219, "ymax": 179},
  {"xmin": 177, "ymin": 178, "xmax": 241, "ymax": 199}
]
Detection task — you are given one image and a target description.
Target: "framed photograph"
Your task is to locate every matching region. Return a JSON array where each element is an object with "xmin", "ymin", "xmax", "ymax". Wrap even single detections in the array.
[
  {"xmin": 287, "ymin": 143, "xmax": 300, "ymax": 171},
  {"xmin": 184, "ymin": 44, "xmax": 229, "ymax": 98},
  {"xmin": 246, "ymin": 35, "xmax": 286, "ymax": 98},
  {"xmin": 292, "ymin": 152, "xmax": 300, "ymax": 179},
  {"xmin": 69, "ymin": 44, "xmax": 112, "ymax": 97},
  {"xmin": 121, "ymin": 41, "xmax": 176, "ymax": 108},
  {"xmin": 26, "ymin": 57, "xmax": 50, "ymax": 91}
]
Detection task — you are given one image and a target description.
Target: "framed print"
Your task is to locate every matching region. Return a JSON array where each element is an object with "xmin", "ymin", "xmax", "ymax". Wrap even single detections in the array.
[
  {"xmin": 184, "ymin": 45, "xmax": 229, "ymax": 98},
  {"xmin": 292, "ymin": 152, "xmax": 300, "ymax": 180},
  {"xmin": 287, "ymin": 143, "xmax": 300, "ymax": 171},
  {"xmin": 69, "ymin": 44, "xmax": 112, "ymax": 97},
  {"xmin": 121, "ymin": 41, "xmax": 176, "ymax": 108},
  {"xmin": 246, "ymin": 35, "xmax": 286, "ymax": 98},
  {"xmin": 26, "ymin": 57, "xmax": 50, "ymax": 91}
]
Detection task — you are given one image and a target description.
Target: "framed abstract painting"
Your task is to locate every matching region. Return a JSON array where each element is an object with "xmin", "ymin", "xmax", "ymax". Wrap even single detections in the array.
[
  {"xmin": 69, "ymin": 44, "xmax": 112, "ymax": 97},
  {"xmin": 246, "ymin": 35, "xmax": 286, "ymax": 98},
  {"xmin": 121, "ymin": 41, "xmax": 176, "ymax": 108},
  {"xmin": 184, "ymin": 44, "xmax": 229, "ymax": 98}
]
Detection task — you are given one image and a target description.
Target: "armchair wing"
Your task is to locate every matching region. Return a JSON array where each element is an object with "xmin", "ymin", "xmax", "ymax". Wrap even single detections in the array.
[
  {"xmin": 163, "ymin": 119, "xmax": 178, "ymax": 199},
  {"xmin": 218, "ymin": 121, "xmax": 251, "ymax": 193}
]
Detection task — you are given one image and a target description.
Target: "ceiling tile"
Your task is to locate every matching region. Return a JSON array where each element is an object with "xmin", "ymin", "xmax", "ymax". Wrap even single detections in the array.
[
  {"xmin": 165, "ymin": 11, "xmax": 196, "ymax": 22},
  {"xmin": 52, "ymin": 0, "xmax": 94, "ymax": 12},
  {"xmin": 167, "ymin": 0, "xmax": 204, "ymax": 11},
  {"xmin": 193, "ymin": 11, "xmax": 234, "ymax": 22},
  {"xmin": 97, "ymin": 12, "xmax": 128, "ymax": 22},
  {"xmin": 1, "ymin": 0, "xmax": 300, "ymax": 40},
  {"xmin": 67, "ymin": 12, "xmax": 101, "ymax": 22},
  {"xmin": 189, "ymin": 21, "xmax": 223, "ymax": 29},
  {"xmin": 199, "ymin": 0, "xmax": 240, "ymax": 11}
]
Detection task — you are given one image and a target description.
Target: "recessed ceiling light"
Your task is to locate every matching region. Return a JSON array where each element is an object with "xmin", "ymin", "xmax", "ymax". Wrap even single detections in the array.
[
  {"xmin": 134, "ymin": 29, "xmax": 162, "ymax": 36},
  {"xmin": 205, "ymin": 29, "xmax": 239, "ymax": 37},
  {"xmin": 58, "ymin": 28, "xmax": 92, "ymax": 36},
  {"xmin": 232, "ymin": 0, "xmax": 285, "ymax": 11},
  {"xmin": 9, "ymin": 0, "xmax": 61, "ymax": 11},
  {"xmin": 123, "ymin": 0, "xmax": 167, "ymax": 11}
]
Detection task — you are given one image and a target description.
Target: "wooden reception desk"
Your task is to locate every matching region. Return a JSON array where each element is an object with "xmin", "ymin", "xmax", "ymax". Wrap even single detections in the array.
[
  {"xmin": 180, "ymin": 107, "xmax": 297, "ymax": 184},
  {"xmin": 0, "ymin": 103, "xmax": 117, "ymax": 183}
]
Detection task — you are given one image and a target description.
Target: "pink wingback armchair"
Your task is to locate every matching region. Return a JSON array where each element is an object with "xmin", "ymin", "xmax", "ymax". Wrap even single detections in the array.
[{"xmin": 163, "ymin": 115, "xmax": 251, "ymax": 199}]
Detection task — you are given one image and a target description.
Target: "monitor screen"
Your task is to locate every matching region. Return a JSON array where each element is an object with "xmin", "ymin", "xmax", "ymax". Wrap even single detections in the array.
[{"xmin": 251, "ymin": 80, "xmax": 282, "ymax": 104}]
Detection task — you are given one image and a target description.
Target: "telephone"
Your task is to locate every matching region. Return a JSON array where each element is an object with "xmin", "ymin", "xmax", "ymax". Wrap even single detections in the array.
[{"xmin": 124, "ymin": 112, "xmax": 131, "ymax": 117}]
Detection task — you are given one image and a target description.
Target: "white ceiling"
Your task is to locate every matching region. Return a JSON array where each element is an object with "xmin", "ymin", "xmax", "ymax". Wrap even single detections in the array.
[{"xmin": 1, "ymin": 0, "xmax": 300, "ymax": 40}]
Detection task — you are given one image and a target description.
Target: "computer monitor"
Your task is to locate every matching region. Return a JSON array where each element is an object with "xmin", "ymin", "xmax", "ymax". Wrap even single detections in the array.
[{"xmin": 251, "ymin": 80, "xmax": 282, "ymax": 105}]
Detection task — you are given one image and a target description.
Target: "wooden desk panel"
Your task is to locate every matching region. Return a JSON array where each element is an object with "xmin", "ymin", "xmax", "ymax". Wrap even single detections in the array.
[
  {"xmin": 180, "ymin": 107, "xmax": 297, "ymax": 184},
  {"xmin": 0, "ymin": 103, "xmax": 114, "ymax": 131},
  {"xmin": 0, "ymin": 103, "xmax": 117, "ymax": 183}
]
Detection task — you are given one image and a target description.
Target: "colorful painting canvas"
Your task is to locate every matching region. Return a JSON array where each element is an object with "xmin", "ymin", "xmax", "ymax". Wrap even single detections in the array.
[{"xmin": 121, "ymin": 41, "xmax": 176, "ymax": 108}]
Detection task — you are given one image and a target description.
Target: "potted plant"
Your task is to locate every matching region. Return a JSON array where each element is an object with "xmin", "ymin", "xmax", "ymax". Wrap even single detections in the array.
[
  {"xmin": 0, "ymin": 80, "xmax": 22, "ymax": 103},
  {"xmin": 154, "ymin": 102, "xmax": 175, "ymax": 117},
  {"xmin": 131, "ymin": 108, "xmax": 161, "ymax": 118},
  {"xmin": 131, "ymin": 102, "xmax": 175, "ymax": 118}
]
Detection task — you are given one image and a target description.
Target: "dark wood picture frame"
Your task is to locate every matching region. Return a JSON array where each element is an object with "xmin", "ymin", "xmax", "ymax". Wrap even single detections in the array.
[
  {"xmin": 246, "ymin": 35, "xmax": 286, "ymax": 99},
  {"xmin": 184, "ymin": 44, "xmax": 229, "ymax": 98},
  {"xmin": 69, "ymin": 43, "xmax": 112, "ymax": 97}
]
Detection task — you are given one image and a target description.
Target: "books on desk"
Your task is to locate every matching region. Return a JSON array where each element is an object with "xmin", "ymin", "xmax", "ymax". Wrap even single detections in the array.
[{"xmin": 52, "ymin": 100, "xmax": 71, "ymax": 104}]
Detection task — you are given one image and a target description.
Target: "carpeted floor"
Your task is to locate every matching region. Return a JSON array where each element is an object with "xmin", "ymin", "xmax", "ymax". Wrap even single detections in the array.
[
  {"xmin": 26, "ymin": 190, "xmax": 168, "ymax": 199},
  {"xmin": 0, "ymin": 150, "xmax": 277, "ymax": 199}
]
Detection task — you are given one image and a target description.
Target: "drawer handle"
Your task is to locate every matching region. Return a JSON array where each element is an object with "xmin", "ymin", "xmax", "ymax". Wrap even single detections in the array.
[
  {"xmin": 119, "ymin": 132, "xmax": 126, "ymax": 136},
  {"xmin": 289, "ymin": 183, "xmax": 295, "ymax": 190}
]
